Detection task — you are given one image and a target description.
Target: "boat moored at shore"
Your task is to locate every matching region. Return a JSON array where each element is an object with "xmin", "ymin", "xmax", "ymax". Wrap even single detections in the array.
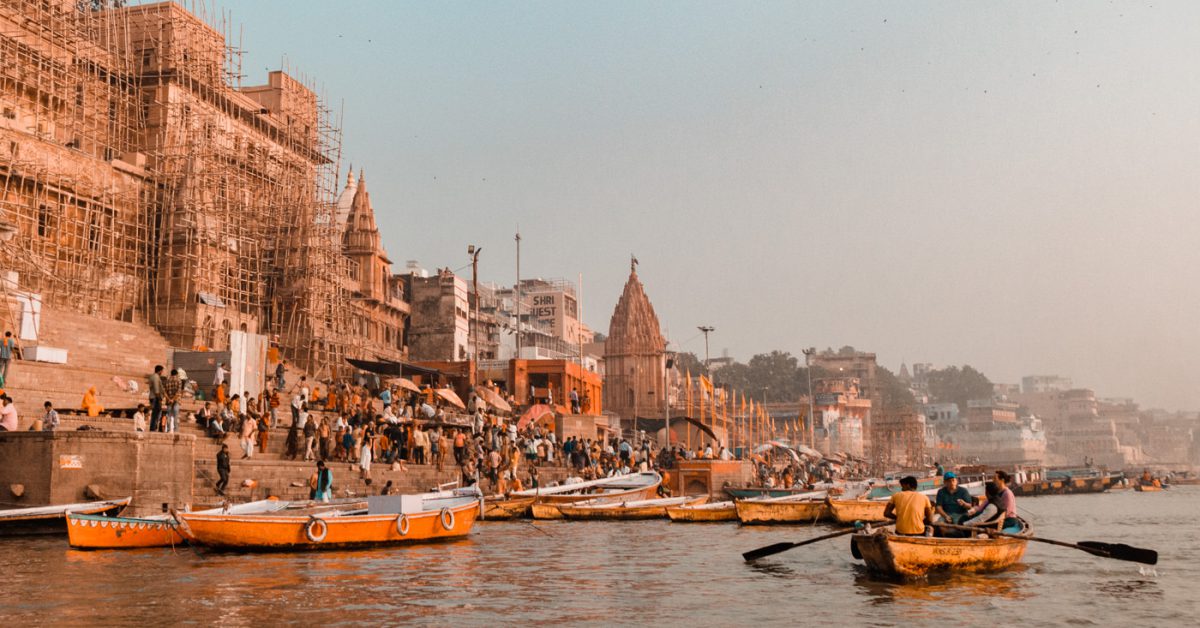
[
  {"xmin": 0, "ymin": 498, "xmax": 131, "ymax": 536},
  {"xmin": 176, "ymin": 488, "xmax": 483, "ymax": 551},
  {"xmin": 735, "ymin": 492, "xmax": 831, "ymax": 525},
  {"xmin": 666, "ymin": 500, "xmax": 737, "ymax": 522},
  {"xmin": 557, "ymin": 496, "xmax": 707, "ymax": 520}
]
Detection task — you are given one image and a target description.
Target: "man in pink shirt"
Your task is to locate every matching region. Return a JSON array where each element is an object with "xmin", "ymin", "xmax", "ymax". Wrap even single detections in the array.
[{"xmin": 0, "ymin": 395, "xmax": 19, "ymax": 431}]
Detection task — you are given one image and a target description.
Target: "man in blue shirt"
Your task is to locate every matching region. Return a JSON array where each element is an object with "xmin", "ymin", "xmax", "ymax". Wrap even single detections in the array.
[{"xmin": 934, "ymin": 471, "xmax": 973, "ymax": 524}]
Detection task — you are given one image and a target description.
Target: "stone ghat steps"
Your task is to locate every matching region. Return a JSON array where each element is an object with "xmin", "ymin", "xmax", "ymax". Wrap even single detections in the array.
[
  {"xmin": 49, "ymin": 414, "xmax": 572, "ymax": 507},
  {"xmin": 191, "ymin": 458, "xmax": 469, "ymax": 505},
  {"xmin": 33, "ymin": 308, "xmax": 173, "ymax": 377},
  {"xmin": 7, "ymin": 362, "xmax": 151, "ymax": 426}
]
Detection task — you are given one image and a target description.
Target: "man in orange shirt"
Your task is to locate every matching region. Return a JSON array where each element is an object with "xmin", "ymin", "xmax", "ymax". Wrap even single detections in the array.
[{"xmin": 883, "ymin": 476, "xmax": 933, "ymax": 536}]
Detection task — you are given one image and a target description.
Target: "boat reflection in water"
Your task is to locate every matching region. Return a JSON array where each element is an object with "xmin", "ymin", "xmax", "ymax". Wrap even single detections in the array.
[{"xmin": 851, "ymin": 564, "xmax": 1032, "ymax": 605}]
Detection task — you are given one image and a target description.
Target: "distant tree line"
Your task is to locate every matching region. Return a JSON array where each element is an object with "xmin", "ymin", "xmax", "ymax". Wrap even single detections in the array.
[{"xmin": 674, "ymin": 348, "xmax": 993, "ymax": 413}]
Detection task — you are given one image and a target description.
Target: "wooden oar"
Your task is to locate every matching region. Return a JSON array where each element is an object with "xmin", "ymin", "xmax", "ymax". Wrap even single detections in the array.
[
  {"xmin": 934, "ymin": 522, "xmax": 1157, "ymax": 565},
  {"xmin": 743, "ymin": 525, "xmax": 891, "ymax": 562}
]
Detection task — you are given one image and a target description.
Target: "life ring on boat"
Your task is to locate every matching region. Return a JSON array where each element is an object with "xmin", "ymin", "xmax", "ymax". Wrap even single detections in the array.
[
  {"xmin": 305, "ymin": 517, "xmax": 328, "ymax": 543},
  {"xmin": 396, "ymin": 513, "xmax": 410, "ymax": 536},
  {"xmin": 439, "ymin": 507, "xmax": 455, "ymax": 530}
]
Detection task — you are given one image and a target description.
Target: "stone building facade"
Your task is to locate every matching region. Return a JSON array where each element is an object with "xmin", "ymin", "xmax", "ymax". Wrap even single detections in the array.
[
  {"xmin": 0, "ymin": 1, "xmax": 406, "ymax": 378},
  {"xmin": 812, "ymin": 378, "xmax": 871, "ymax": 457},
  {"xmin": 407, "ymin": 269, "xmax": 470, "ymax": 362}
]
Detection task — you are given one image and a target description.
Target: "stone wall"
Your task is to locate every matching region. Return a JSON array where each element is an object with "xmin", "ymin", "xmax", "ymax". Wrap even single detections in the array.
[
  {"xmin": 670, "ymin": 460, "xmax": 753, "ymax": 498},
  {"xmin": 0, "ymin": 431, "xmax": 195, "ymax": 516}
]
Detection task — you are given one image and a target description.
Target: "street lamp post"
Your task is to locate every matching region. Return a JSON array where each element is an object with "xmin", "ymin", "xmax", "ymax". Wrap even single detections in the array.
[
  {"xmin": 468, "ymin": 245, "xmax": 482, "ymax": 387},
  {"xmin": 514, "ymin": 231, "xmax": 521, "ymax": 361},
  {"xmin": 697, "ymin": 326, "xmax": 714, "ymax": 373},
  {"xmin": 803, "ymin": 347, "xmax": 816, "ymax": 448}
]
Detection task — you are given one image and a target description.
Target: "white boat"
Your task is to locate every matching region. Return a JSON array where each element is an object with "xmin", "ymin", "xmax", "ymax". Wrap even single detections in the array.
[{"xmin": 0, "ymin": 498, "xmax": 131, "ymax": 536}]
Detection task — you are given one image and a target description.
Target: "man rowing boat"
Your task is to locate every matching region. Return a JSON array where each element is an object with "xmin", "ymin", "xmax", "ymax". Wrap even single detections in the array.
[{"xmin": 883, "ymin": 476, "xmax": 933, "ymax": 536}]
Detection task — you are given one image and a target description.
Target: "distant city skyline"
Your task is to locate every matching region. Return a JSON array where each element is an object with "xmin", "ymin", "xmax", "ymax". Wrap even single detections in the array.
[{"xmin": 231, "ymin": 1, "xmax": 1200, "ymax": 410}]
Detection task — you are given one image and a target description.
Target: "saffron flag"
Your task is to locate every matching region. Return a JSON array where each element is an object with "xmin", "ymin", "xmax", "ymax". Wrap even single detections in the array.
[{"xmin": 686, "ymin": 370, "xmax": 693, "ymax": 416}]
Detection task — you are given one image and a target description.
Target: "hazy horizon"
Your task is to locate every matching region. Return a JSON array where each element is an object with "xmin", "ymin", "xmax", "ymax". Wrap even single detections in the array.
[{"xmin": 227, "ymin": 1, "xmax": 1200, "ymax": 411}]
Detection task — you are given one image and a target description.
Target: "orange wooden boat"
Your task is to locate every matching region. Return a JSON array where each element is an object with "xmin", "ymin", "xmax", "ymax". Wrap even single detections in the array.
[
  {"xmin": 852, "ymin": 520, "xmax": 1031, "ymax": 579},
  {"xmin": 177, "ymin": 489, "xmax": 483, "ymax": 550},
  {"xmin": 67, "ymin": 499, "xmax": 290, "ymax": 550},
  {"xmin": 1133, "ymin": 484, "xmax": 1165, "ymax": 492},
  {"xmin": 666, "ymin": 500, "xmax": 737, "ymax": 522}
]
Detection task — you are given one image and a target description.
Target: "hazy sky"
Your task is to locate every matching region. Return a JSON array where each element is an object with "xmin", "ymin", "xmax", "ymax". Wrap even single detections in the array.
[{"xmin": 227, "ymin": 1, "xmax": 1200, "ymax": 410}]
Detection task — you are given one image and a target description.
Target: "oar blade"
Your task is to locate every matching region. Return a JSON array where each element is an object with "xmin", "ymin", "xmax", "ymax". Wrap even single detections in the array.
[
  {"xmin": 742, "ymin": 542, "xmax": 796, "ymax": 562},
  {"xmin": 1077, "ymin": 541, "xmax": 1159, "ymax": 566}
]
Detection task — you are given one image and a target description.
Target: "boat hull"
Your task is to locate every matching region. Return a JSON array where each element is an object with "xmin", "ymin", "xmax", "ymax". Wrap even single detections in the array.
[
  {"xmin": 482, "ymin": 497, "xmax": 535, "ymax": 520},
  {"xmin": 68, "ymin": 515, "xmax": 184, "ymax": 549},
  {"xmin": 0, "ymin": 498, "xmax": 131, "ymax": 537},
  {"xmin": 735, "ymin": 499, "xmax": 830, "ymax": 525},
  {"xmin": 726, "ymin": 487, "xmax": 814, "ymax": 500},
  {"xmin": 852, "ymin": 531, "xmax": 1028, "ymax": 579},
  {"xmin": 178, "ymin": 501, "xmax": 479, "ymax": 551},
  {"xmin": 558, "ymin": 497, "xmax": 706, "ymax": 521},
  {"xmin": 666, "ymin": 501, "xmax": 737, "ymax": 522},
  {"xmin": 828, "ymin": 499, "xmax": 888, "ymax": 525},
  {"xmin": 1134, "ymin": 484, "xmax": 1165, "ymax": 492}
]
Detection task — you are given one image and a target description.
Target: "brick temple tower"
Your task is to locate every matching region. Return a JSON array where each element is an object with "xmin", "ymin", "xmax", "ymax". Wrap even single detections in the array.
[{"xmin": 603, "ymin": 258, "xmax": 667, "ymax": 420}]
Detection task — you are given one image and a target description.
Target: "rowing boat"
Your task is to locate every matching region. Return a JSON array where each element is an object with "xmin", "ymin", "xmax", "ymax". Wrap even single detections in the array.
[
  {"xmin": 557, "ymin": 496, "xmax": 707, "ymax": 521},
  {"xmin": 1133, "ymin": 484, "xmax": 1166, "ymax": 492},
  {"xmin": 528, "ymin": 472, "xmax": 662, "ymax": 519},
  {"xmin": 482, "ymin": 496, "xmax": 536, "ymax": 520},
  {"xmin": 735, "ymin": 492, "xmax": 830, "ymax": 525},
  {"xmin": 176, "ymin": 488, "xmax": 483, "ymax": 551},
  {"xmin": 0, "ymin": 498, "xmax": 131, "ymax": 536},
  {"xmin": 826, "ymin": 499, "xmax": 888, "ymax": 524},
  {"xmin": 666, "ymin": 500, "xmax": 737, "ymax": 522},
  {"xmin": 66, "ymin": 499, "xmax": 290, "ymax": 549},
  {"xmin": 851, "ymin": 520, "xmax": 1031, "ymax": 579}
]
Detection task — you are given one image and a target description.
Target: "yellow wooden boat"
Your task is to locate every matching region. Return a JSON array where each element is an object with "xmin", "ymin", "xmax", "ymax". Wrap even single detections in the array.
[
  {"xmin": 666, "ymin": 500, "xmax": 737, "ymax": 522},
  {"xmin": 852, "ymin": 522, "xmax": 1030, "ymax": 579},
  {"xmin": 558, "ymin": 496, "xmax": 707, "ymax": 521},
  {"xmin": 530, "ymin": 502, "xmax": 569, "ymax": 520},
  {"xmin": 735, "ymin": 496, "xmax": 830, "ymax": 525},
  {"xmin": 827, "ymin": 498, "xmax": 889, "ymax": 525},
  {"xmin": 176, "ymin": 489, "xmax": 482, "ymax": 551},
  {"xmin": 482, "ymin": 496, "xmax": 536, "ymax": 520},
  {"xmin": 1134, "ymin": 483, "xmax": 1165, "ymax": 492}
]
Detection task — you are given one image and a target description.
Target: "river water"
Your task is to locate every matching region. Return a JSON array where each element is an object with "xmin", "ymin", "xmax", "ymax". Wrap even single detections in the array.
[{"xmin": 1, "ymin": 488, "xmax": 1196, "ymax": 626}]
